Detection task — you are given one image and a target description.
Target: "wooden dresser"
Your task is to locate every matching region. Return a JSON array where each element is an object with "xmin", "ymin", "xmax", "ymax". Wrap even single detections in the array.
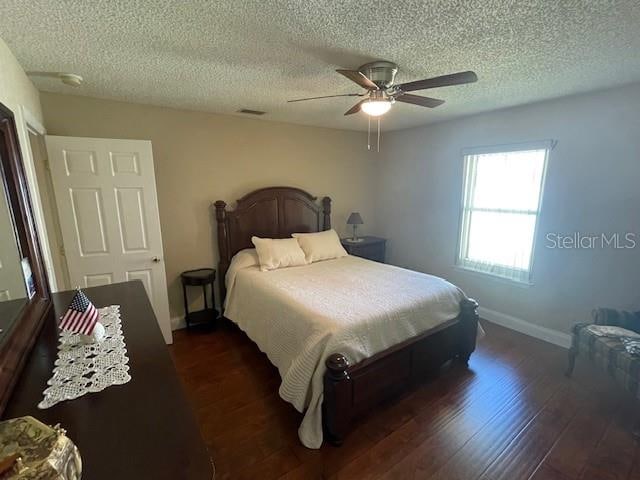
[
  {"xmin": 3, "ymin": 281, "xmax": 212, "ymax": 480},
  {"xmin": 341, "ymin": 236, "xmax": 387, "ymax": 262}
]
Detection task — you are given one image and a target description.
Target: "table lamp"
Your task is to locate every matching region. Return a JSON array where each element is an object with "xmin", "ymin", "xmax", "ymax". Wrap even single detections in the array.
[{"xmin": 346, "ymin": 212, "xmax": 364, "ymax": 243}]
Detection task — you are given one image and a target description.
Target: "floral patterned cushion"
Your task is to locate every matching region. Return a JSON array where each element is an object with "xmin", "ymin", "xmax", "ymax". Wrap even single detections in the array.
[{"xmin": 622, "ymin": 338, "xmax": 640, "ymax": 357}]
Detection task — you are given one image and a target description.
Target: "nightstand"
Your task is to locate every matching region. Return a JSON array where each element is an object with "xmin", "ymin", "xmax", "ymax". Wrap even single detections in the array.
[
  {"xmin": 341, "ymin": 236, "xmax": 386, "ymax": 262},
  {"xmin": 180, "ymin": 268, "xmax": 219, "ymax": 329}
]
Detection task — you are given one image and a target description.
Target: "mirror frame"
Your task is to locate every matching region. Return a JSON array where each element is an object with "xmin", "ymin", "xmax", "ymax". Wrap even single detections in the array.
[{"xmin": 0, "ymin": 102, "xmax": 52, "ymax": 413}]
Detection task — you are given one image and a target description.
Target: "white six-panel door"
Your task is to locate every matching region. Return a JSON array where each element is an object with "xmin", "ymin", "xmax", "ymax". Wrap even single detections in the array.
[{"xmin": 46, "ymin": 136, "xmax": 172, "ymax": 343}]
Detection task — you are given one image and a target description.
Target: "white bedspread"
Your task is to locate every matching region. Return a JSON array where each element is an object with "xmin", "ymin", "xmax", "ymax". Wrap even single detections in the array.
[{"xmin": 224, "ymin": 255, "xmax": 466, "ymax": 448}]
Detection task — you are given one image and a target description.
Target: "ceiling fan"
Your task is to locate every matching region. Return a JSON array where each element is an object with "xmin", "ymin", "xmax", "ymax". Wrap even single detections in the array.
[{"xmin": 288, "ymin": 61, "xmax": 478, "ymax": 117}]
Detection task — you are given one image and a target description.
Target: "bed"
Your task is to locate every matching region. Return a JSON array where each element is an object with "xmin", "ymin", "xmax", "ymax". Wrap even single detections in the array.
[{"xmin": 214, "ymin": 186, "xmax": 479, "ymax": 448}]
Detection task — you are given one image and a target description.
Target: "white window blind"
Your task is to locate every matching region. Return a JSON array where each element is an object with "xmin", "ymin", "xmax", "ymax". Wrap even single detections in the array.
[{"xmin": 457, "ymin": 141, "xmax": 551, "ymax": 283}]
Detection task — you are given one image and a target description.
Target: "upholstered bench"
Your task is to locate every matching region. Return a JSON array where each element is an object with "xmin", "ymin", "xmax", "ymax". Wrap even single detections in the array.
[{"xmin": 566, "ymin": 307, "xmax": 640, "ymax": 436}]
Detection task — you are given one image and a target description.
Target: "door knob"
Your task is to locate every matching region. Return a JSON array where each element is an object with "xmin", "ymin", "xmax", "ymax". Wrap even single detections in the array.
[{"xmin": 152, "ymin": 257, "xmax": 161, "ymax": 263}]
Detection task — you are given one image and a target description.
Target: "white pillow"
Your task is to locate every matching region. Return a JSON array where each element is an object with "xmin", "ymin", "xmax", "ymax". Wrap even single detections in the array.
[
  {"xmin": 251, "ymin": 236, "xmax": 307, "ymax": 271},
  {"xmin": 229, "ymin": 248, "xmax": 259, "ymax": 270},
  {"xmin": 226, "ymin": 248, "xmax": 260, "ymax": 289},
  {"xmin": 292, "ymin": 229, "xmax": 348, "ymax": 263}
]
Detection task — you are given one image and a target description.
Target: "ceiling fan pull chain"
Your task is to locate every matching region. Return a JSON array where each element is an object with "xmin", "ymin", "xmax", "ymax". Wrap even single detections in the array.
[
  {"xmin": 377, "ymin": 117, "xmax": 381, "ymax": 152},
  {"xmin": 367, "ymin": 116, "xmax": 371, "ymax": 150}
]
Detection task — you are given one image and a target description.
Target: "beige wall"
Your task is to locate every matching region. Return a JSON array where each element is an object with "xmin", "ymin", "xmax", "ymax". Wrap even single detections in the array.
[
  {"xmin": 40, "ymin": 81, "xmax": 640, "ymax": 339},
  {"xmin": 377, "ymin": 83, "xmax": 640, "ymax": 337},
  {"xmin": 0, "ymin": 38, "xmax": 42, "ymax": 124},
  {"xmin": 41, "ymin": 93, "xmax": 378, "ymax": 323}
]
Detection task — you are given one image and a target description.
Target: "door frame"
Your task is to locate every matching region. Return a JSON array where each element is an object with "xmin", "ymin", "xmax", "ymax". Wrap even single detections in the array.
[{"xmin": 16, "ymin": 105, "xmax": 59, "ymax": 292}]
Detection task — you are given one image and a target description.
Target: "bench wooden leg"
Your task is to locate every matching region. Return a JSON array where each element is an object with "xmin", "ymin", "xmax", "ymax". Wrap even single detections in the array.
[{"xmin": 565, "ymin": 347, "xmax": 577, "ymax": 377}]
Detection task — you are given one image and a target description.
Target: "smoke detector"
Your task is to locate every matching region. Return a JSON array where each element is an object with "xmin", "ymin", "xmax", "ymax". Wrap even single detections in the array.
[
  {"xmin": 27, "ymin": 71, "xmax": 83, "ymax": 87},
  {"xmin": 59, "ymin": 73, "xmax": 83, "ymax": 87}
]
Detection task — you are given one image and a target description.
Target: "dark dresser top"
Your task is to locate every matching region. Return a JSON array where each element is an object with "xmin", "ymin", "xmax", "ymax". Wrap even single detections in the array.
[{"xmin": 3, "ymin": 281, "xmax": 212, "ymax": 480}]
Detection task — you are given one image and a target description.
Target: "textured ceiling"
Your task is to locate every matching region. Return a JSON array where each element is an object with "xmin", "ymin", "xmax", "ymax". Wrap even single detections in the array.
[{"xmin": 1, "ymin": 1, "xmax": 640, "ymax": 131}]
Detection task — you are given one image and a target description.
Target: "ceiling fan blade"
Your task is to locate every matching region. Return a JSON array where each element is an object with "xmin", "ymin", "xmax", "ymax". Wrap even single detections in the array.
[
  {"xmin": 336, "ymin": 69, "xmax": 379, "ymax": 90},
  {"xmin": 397, "ymin": 71, "xmax": 478, "ymax": 92},
  {"xmin": 344, "ymin": 100, "xmax": 366, "ymax": 116},
  {"xmin": 395, "ymin": 94, "xmax": 445, "ymax": 108},
  {"xmin": 288, "ymin": 93, "xmax": 362, "ymax": 103}
]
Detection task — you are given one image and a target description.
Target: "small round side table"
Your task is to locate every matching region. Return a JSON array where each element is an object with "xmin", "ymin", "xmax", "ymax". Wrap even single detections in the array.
[{"xmin": 180, "ymin": 268, "xmax": 218, "ymax": 329}]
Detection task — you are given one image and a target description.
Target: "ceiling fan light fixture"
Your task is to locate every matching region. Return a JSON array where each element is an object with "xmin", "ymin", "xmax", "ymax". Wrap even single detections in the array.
[{"xmin": 361, "ymin": 99, "xmax": 391, "ymax": 116}]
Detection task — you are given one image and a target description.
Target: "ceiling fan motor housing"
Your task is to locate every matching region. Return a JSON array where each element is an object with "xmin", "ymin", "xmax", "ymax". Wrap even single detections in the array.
[{"xmin": 358, "ymin": 61, "xmax": 398, "ymax": 89}]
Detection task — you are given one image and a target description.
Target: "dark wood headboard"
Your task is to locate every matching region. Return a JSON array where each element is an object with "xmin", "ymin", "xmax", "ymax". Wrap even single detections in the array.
[{"xmin": 214, "ymin": 186, "xmax": 331, "ymax": 301}]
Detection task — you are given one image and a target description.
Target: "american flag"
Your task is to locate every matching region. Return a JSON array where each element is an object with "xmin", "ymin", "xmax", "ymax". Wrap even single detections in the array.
[{"xmin": 59, "ymin": 289, "xmax": 99, "ymax": 335}]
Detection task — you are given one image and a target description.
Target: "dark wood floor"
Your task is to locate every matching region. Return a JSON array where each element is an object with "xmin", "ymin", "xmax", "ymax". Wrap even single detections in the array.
[{"xmin": 169, "ymin": 321, "xmax": 640, "ymax": 480}]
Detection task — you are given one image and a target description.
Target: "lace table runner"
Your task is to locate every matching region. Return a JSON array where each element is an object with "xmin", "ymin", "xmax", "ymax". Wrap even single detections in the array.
[{"xmin": 38, "ymin": 305, "xmax": 131, "ymax": 409}]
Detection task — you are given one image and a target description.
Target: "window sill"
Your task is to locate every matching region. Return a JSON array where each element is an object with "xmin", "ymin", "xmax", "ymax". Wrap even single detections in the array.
[{"xmin": 453, "ymin": 264, "xmax": 534, "ymax": 288}]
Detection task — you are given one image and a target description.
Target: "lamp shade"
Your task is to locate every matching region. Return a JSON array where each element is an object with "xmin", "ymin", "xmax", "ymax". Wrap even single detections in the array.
[{"xmin": 347, "ymin": 212, "xmax": 364, "ymax": 225}]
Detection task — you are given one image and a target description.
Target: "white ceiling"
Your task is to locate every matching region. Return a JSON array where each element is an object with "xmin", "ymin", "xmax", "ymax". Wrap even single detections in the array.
[{"xmin": 1, "ymin": 1, "xmax": 640, "ymax": 132}]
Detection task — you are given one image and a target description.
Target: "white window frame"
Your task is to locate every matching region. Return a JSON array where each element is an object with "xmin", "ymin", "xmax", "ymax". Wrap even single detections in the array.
[{"xmin": 456, "ymin": 140, "xmax": 553, "ymax": 284}]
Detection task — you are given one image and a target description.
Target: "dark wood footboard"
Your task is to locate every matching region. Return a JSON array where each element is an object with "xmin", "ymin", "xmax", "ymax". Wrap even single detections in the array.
[{"xmin": 322, "ymin": 297, "xmax": 479, "ymax": 446}]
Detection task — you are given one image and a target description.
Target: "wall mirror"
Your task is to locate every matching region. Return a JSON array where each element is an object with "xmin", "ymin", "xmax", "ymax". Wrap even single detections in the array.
[
  {"xmin": 0, "ymin": 102, "xmax": 52, "ymax": 413},
  {"xmin": 0, "ymin": 165, "xmax": 29, "ymax": 337}
]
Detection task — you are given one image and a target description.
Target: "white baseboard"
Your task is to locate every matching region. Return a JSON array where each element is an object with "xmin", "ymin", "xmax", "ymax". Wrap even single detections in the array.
[
  {"xmin": 171, "ymin": 316, "xmax": 186, "ymax": 331},
  {"xmin": 478, "ymin": 306, "xmax": 571, "ymax": 349}
]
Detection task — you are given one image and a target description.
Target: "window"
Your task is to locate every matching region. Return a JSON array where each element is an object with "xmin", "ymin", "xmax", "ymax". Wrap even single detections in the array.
[{"xmin": 457, "ymin": 141, "xmax": 551, "ymax": 283}]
